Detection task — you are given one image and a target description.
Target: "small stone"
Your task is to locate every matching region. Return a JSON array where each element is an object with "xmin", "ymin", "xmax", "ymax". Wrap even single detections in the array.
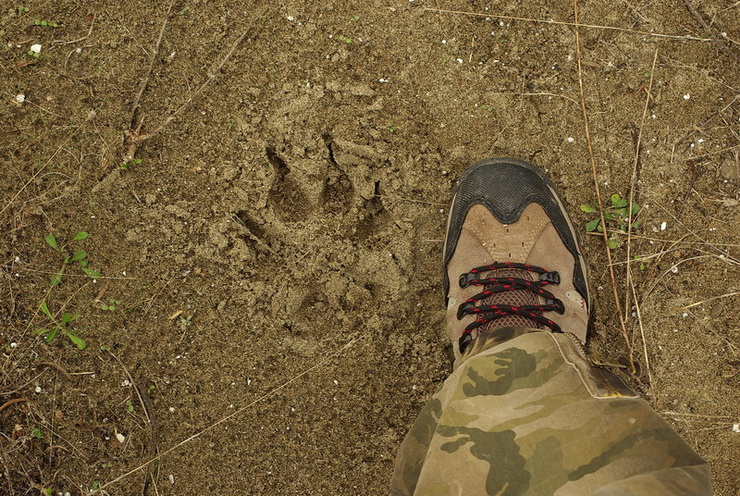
[
  {"xmin": 15, "ymin": 94, "xmax": 25, "ymax": 103},
  {"xmin": 30, "ymin": 44, "xmax": 42, "ymax": 53},
  {"xmin": 683, "ymin": 94, "xmax": 690, "ymax": 100},
  {"xmin": 34, "ymin": 386, "xmax": 42, "ymax": 393},
  {"xmin": 115, "ymin": 432, "xmax": 125, "ymax": 443},
  {"xmin": 660, "ymin": 221, "xmax": 667, "ymax": 231}
]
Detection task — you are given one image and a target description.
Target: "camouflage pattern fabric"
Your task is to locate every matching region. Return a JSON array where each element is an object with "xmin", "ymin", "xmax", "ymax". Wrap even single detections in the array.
[{"xmin": 391, "ymin": 328, "xmax": 711, "ymax": 495}]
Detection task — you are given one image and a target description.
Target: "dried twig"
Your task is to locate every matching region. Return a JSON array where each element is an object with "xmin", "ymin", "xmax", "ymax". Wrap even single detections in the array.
[
  {"xmin": 37, "ymin": 361, "xmax": 73, "ymax": 382},
  {"xmin": 623, "ymin": 49, "xmax": 657, "ymax": 330},
  {"xmin": 0, "ymin": 111, "xmax": 95, "ymax": 217},
  {"xmin": 0, "ymin": 397, "xmax": 28, "ymax": 412},
  {"xmin": 123, "ymin": 6, "xmax": 268, "ymax": 163},
  {"xmin": 89, "ymin": 337, "xmax": 360, "ymax": 495},
  {"xmin": 423, "ymin": 7, "xmax": 713, "ymax": 42},
  {"xmin": 107, "ymin": 351, "xmax": 158, "ymax": 495},
  {"xmin": 573, "ymin": 0, "xmax": 633, "ymax": 365},
  {"xmin": 680, "ymin": 0, "xmax": 739, "ymax": 61}
]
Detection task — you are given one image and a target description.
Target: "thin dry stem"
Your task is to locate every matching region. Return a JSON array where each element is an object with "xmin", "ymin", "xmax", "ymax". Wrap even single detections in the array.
[
  {"xmin": 672, "ymin": 291, "xmax": 739, "ymax": 311},
  {"xmin": 124, "ymin": 7, "xmax": 268, "ymax": 163},
  {"xmin": 127, "ymin": 0, "xmax": 176, "ymax": 133},
  {"xmin": 629, "ymin": 277, "xmax": 653, "ymax": 390},
  {"xmin": 88, "ymin": 337, "xmax": 360, "ymax": 495},
  {"xmin": 573, "ymin": 0, "xmax": 633, "ymax": 365},
  {"xmin": 624, "ymin": 49, "xmax": 658, "ymax": 326},
  {"xmin": 0, "ymin": 111, "xmax": 95, "ymax": 217},
  {"xmin": 423, "ymin": 7, "xmax": 713, "ymax": 42}
]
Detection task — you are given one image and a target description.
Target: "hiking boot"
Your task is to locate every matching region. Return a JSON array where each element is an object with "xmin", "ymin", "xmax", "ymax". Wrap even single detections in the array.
[{"xmin": 443, "ymin": 157, "xmax": 590, "ymax": 359}]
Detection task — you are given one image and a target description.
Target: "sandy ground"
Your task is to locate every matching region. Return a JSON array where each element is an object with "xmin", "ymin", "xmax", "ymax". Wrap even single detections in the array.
[{"xmin": 1, "ymin": 0, "xmax": 739, "ymax": 494}]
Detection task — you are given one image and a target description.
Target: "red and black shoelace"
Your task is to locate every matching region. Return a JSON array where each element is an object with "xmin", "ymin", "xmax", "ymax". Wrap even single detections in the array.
[{"xmin": 457, "ymin": 262, "xmax": 564, "ymax": 353}]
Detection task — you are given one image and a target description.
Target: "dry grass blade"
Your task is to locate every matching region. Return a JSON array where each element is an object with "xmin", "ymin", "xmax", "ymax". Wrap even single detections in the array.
[
  {"xmin": 423, "ymin": 7, "xmax": 713, "ymax": 42},
  {"xmin": 671, "ymin": 291, "xmax": 739, "ymax": 311},
  {"xmin": 127, "ymin": 0, "xmax": 176, "ymax": 134},
  {"xmin": 88, "ymin": 337, "xmax": 360, "ymax": 495},
  {"xmin": 623, "ymin": 49, "xmax": 657, "ymax": 383},
  {"xmin": 0, "ymin": 111, "xmax": 95, "ymax": 217},
  {"xmin": 573, "ymin": 0, "xmax": 633, "ymax": 366}
]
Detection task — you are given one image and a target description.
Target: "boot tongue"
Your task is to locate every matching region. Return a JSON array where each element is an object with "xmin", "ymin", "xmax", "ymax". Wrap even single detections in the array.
[{"xmin": 480, "ymin": 268, "xmax": 545, "ymax": 332}]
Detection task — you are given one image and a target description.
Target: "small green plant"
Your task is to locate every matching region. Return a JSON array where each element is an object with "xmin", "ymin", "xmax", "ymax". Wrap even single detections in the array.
[
  {"xmin": 43, "ymin": 489, "xmax": 53, "ymax": 496},
  {"xmin": 99, "ymin": 299, "xmax": 121, "ymax": 311},
  {"xmin": 146, "ymin": 384, "xmax": 156, "ymax": 395},
  {"xmin": 33, "ymin": 19, "xmax": 59, "ymax": 27},
  {"xmin": 27, "ymin": 49, "xmax": 40, "ymax": 58},
  {"xmin": 387, "ymin": 122, "xmax": 396, "ymax": 133},
  {"xmin": 32, "ymin": 427, "xmax": 43, "ymax": 439},
  {"xmin": 16, "ymin": 5, "xmax": 29, "ymax": 13},
  {"xmin": 36, "ymin": 302, "xmax": 87, "ymax": 349},
  {"xmin": 44, "ymin": 231, "xmax": 100, "ymax": 285},
  {"xmin": 178, "ymin": 5, "xmax": 190, "ymax": 15},
  {"xmin": 351, "ymin": 15, "xmax": 360, "ymax": 21},
  {"xmin": 126, "ymin": 400, "xmax": 135, "ymax": 413},
  {"xmin": 581, "ymin": 193, "xmax": 641, "ymax": 249},
  {"xmin": 179, "ymin": 314, "xmax": 193, "ymax": 333},
  {"xmin": 336, "ymin": 34, "xmax": 353, "ymax": 44},
  {"xmin": 91, "ymin": 481, "xmax": 100, "ymax": 490},
  {"xmin": 120, "ymin": 158, "xmax": 142, "ymax": 170}
]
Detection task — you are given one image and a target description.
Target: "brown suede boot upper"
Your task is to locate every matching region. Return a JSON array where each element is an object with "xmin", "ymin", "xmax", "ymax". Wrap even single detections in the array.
[{"xmin": 443, "ymin": 159, "xmax": 590, "ymax": 361}]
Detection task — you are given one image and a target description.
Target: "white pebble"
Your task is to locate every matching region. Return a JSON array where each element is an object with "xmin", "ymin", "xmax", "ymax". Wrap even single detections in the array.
[
  {"xmin": 566, "ymin": 137, "xmax": 575, "ymax": 143},
  {"xmin": 115, "ymin": 432, "xmax": 125, "ymax": 443},
  {"xmin": 15, "ymin": 94, "xmax": 25, "ymax": 103},
  {"xmin": 30, "ymin": 44, "xmax": 42, "ymax": 54},
  {"xmin": 660, "ymin": 221, "xmax": 667, "ymax": 231},
  {"xmin": 169, "ymin": 474, "xmax": 175, "ymax": 484},
  {"xmin": 670, "ymin": 265, "xmax": 679, "ymax": 274},
  {"xmin": 441, "ymin": 39, "xmax": 447, "ymax": 44},
  {"xmin": 733, "ymin": 423, "xmax": 740, "ymax": 433},
  {"xmin": 286, "ymin": 15, "xmax": 294, "ymax": 21},
  {"xmin": 121, "ymin": 379, "xmax": 130, "ymax": 387},
  {"xmin": 683, "ymin": 94, "xmax": 690, "ymax": 100},
  {"xmin": 34, "ymin": 386, "xmax": 42, "ymax": 393},
  {"xmin": 456, "ymin": 58, "xmax": 463, "ymax": 63},
  {"xmin": 10, "ymin": 342, "xmax": 17, "ymax": 348},
  {"xmin": 169, "ymin": 407, "xmax": 175, "ymax": 413}
]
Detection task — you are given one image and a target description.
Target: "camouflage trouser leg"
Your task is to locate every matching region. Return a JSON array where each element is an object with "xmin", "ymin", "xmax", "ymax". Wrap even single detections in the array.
[{"xmin": 390, "ymin": 329, "xmax": 711, "ymax": 496}]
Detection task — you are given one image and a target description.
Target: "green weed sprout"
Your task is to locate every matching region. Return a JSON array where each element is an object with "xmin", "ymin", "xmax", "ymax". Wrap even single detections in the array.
[
  {"xmin": 580, "ymin": 193, "xmax": 640, "ymax": 249},
  {"xmin": 36, "ymin": 302, "xmax": 87, "ymax": 350},
  {"xmin": 99, "ymin": 299, "xmax": 121, "ymax": 311},
  {"xmin": 120, "ymin": 158, "xmax": 142, "ymax": 170},
  {"xmin": 33, "ymin": 19, "xmax": 58, "ymax": 27},
  {"xmin": 44, "ymin": 231, "xmax": 100, "ymax": 285}
]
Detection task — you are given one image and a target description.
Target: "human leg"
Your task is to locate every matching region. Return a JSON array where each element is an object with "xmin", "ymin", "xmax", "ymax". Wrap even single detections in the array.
[{"xmin": 390, "ymin": 158, "xmax": 710, "ymax": 495}]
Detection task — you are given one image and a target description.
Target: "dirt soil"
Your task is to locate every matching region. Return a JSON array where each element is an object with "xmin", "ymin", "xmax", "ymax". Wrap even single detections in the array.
[{"xmin": 1, "ymin": 0, "xmax": 739, "ymax": 494}]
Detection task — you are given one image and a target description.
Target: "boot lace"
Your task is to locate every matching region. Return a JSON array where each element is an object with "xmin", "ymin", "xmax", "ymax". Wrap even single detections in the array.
[{"xmin": 457, "ymin": 262, "xmax": 564, "ymax": 353}]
